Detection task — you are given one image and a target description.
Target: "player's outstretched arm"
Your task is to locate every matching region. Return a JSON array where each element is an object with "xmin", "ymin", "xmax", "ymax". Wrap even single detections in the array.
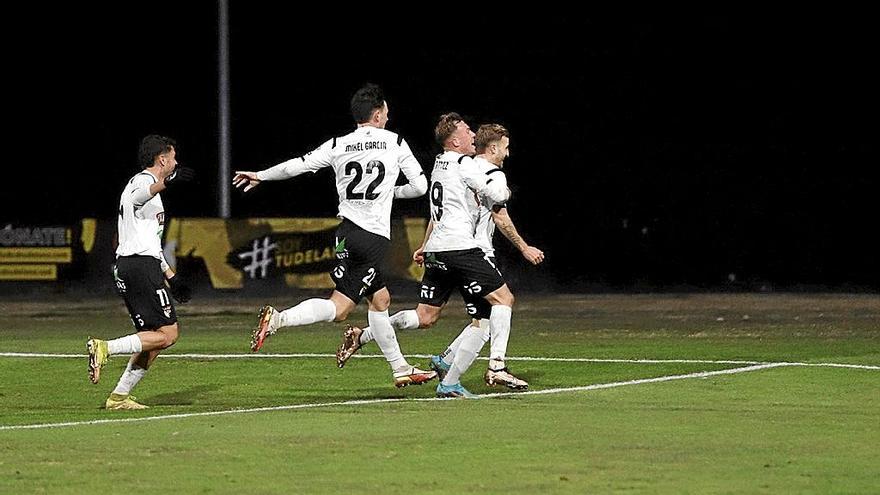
[
  {"xmin": 491, "ymin": 207, "xmax": 544, "ymax": 265},
  {"xmin": 234, "ymin": 141, "xmax": 333, "ymax": 193}
]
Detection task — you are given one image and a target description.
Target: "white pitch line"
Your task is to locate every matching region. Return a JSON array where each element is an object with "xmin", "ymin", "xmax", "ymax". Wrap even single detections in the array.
[
  {"xmin": 777, "ymin": 362, "xmax": 880, "ymax": 370},
  {"xmin": 0, "ymin": 363, "xmax": 786, "ymax": 431},
  {"xmin": 1, "ymin": 352, "xmax": 878, "ymax": 370},
  {"xmin": 479, "ymin": 362, "xmax": 791, "ymax": 398}
]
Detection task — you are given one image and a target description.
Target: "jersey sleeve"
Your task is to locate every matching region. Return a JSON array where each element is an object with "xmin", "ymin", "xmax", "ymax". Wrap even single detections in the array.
[
  {"xmin": 256, "ymin": 139, "xmax": 335, "ymax": 181},
  {"xmin": 394, "ymin": 138, "xmax": 427, "ymax": 198},
  {"xmin": 130, "ymin": 173, "xmax": 157, "ymax": 206},
  {"xmin": 460, "ymin": 156, "xmax": 510, "ymax": 204},
  {"xmin": 159, "ymin": 251, "xmax": 170, "ymax": 272},
  {"xmin": 481, "ymin": 168, "xmax": 509, "ymax": 209}
]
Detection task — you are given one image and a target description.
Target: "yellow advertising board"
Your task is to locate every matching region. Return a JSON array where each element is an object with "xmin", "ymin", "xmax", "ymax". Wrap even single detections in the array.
[
  {"xmin": 165, "ymin": 218, "xmax": 427, "ymax": 289},
  {"xmin": 0, "ymin": 221, "xmax": 93, "ymax": 281},
  {"xmin": 0, "ymin": 264, "xmax": 57, "ymax": 280},
  {"xmin": 0, "ymin": 247, "xmax": 72, "ymax": 263}
]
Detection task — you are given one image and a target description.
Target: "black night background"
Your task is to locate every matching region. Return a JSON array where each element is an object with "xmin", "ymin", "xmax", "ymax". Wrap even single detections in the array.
[{"xmin": 5, "ymin": 6, "xmax": 877, "ymax": 291}]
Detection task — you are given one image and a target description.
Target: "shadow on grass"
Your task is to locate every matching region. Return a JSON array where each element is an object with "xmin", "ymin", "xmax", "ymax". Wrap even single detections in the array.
[{"xmin": 148, "ymin": 385, "xmax": 221, "ymax": 405}]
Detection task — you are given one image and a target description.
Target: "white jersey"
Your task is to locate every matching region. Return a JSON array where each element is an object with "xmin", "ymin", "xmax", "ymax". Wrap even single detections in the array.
[
  {"xmin": 116, "ymin": 170, "xmax": 169, "ymax": 270},
  {"xmin": 471, "ymin": 157, "xmax": 507, "ymax": 257},
  {"xmin": 424, "ymin": 151, "xmax": 509, "ymax": 253},
  {"xmin": 257, "ymin": 126, "xmax": 425, "ymax": 239}
]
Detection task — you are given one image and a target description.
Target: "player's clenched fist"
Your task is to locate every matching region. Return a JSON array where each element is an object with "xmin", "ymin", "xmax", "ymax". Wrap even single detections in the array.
[{"xmin": 521, "ymin": 246, "xmax": 544, "ymax": 265}]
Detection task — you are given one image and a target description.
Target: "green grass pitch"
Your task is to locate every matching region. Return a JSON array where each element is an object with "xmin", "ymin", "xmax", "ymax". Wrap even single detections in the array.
[{"xmin": 1, "ymin": 294, "xmax": 878, "ymax": 493}]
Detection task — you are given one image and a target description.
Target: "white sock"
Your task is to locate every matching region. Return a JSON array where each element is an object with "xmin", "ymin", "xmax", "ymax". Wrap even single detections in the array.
[
  {"xmin": 368, "ymin": 310, "xmax": 408, "ymax": 371},
  {"xmin": 391, "ymin": 309, "xmax": 420, "ymax": 330},
  {"xmin": 479, "ymin": 318, "xmax": 491, "ymax": 344},
  {"xmin": 441, "ymin": 326, "xmax": 485, "ymax": 386},
  {"xmin": 440, "ymin": 323, "xmax": 472, "ymax": 366},
  {"xmin": 359, "ymin": 309, "xmax": 419, "ymax": 346},
  {"xmin": 441, "ymin": 319, "xmax": 492, "ymax": 366},
  {"xmin": 488, "ymin": 305, "xmax": 512, "ymax": 370},
  {"xmin": 277, "ymin": 298, "xmax": 336, "ymax": 328},
  {"xmin": 111, "ymin": 362, "xmax": 147, "ymax": 395},
  {"xmin": 107, "ymin": 334, "xmax": 143, "ymax": 355}
]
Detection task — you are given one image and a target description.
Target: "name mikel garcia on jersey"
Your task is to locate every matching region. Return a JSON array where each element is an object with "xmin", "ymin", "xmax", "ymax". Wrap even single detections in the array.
[{"xmin": 344, "ymin": 141, "xmax": 387, "ymax": 153}]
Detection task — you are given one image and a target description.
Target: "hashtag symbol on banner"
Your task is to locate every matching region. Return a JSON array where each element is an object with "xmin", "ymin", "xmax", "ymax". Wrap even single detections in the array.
[{"xmin": 237, "ymin": 236, "xmax": 277, "ymax": 279}]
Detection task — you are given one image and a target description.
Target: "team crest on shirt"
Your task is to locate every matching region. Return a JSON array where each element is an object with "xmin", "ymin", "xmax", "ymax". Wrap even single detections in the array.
[{"xmin": 156, "ymin": 212, "xmax": 165, "ymax": 225}]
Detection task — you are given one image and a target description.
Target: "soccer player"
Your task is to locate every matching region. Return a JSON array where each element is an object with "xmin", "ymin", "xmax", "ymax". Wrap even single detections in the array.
[
  {"xmin": 86, "ymin": 134, "xmax": 195, "ymax": 410},
  {"xmin": 337, "ymin": 123, "xmax": 541, "ymax": 394},
  {"xmin": 430, "ymin": 123, "xmax": 542, "ymax": 390},
  {"xmin": 232, "ymin": 83, "xmax": 436, "ymax": 388}
]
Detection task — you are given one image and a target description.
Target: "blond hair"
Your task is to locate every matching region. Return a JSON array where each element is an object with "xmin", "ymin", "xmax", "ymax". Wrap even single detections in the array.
[{"xmin": 475, "ymin": 123, "xmax": 510, "ymax": 153}]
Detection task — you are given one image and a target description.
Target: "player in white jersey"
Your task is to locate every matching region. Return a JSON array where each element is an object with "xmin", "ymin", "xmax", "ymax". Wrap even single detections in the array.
[
  {"xmin": 335, "ymin": 113, "xmax": 511, "ymax": 398},
  {"xmin": 232, "ymin": 83, "xmax": 436, "ymax": 388},
  {"xmin": 86, "ymin": 135, "xmax": 195, "ymax": 410},
  {"xmin": 337, "ymin": 123, "xmax": 543, "ymax": 394},
  {"xmin": 430, "ymin": 123, "xmax": 543, "ymax": 390}
]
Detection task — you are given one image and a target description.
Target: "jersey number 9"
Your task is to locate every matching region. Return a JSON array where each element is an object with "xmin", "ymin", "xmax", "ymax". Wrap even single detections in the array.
[{"xmin": 431, "ymin": 182, "xmax": 444, "ymax": 221}]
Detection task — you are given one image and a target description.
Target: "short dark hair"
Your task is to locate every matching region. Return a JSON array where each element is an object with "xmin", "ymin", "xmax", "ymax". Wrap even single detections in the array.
[
  {"xmin": 350, "ymin": 83, "xmax": 385, "ymax": 123},
  {"xmin": 138, "ymin": 135, "xmax": 176, "ymax": 169},
  {"xmin": 434, "ymin": 112, "xmax": 464, "ymax": 145},
  {"xmin": 475, "ymin": 124, "xmax": 510, "ymax": 153}
]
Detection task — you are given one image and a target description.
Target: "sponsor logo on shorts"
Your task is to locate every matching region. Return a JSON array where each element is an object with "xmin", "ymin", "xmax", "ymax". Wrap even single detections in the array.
[{"xmin": 424, "ymin": 253, "xmax": 447, "ymax": 271}]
